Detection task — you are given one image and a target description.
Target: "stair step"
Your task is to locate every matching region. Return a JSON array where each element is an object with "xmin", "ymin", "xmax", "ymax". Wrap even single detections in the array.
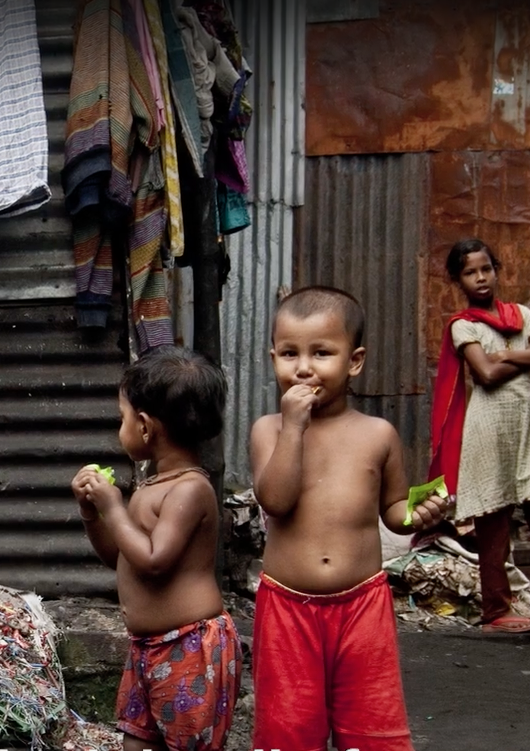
[
  {"xmin": 0, "ymin": 396, "xmax": 119, "ymax": 424},
  {"xmin": 0, "ymin": 330, "xmax": 126, "ymax": 361},
  {"xmin": 0, "ymin": 497, "xmax": 89, "ymax": 524},
  {"xmin": 0, "ymin": 529, "xmax": 95, "ymax": 557},
  {"xmin": 0, "ymin": 362, "xmax": 123, "ymax": 392},
  {"xmin": 0, "ymin": 562, "xmax": 116, "ymax": 597},
  {"xmin": 0, "ymin": 430, "xmax": 124, "ymax": 459}
]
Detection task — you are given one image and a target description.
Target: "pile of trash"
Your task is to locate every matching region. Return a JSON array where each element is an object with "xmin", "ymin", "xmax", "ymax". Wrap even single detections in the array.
[
  {"xmin": 0, "ymin": 585, "xmax": 122, "ymax": 751},
  {"xmin": 223, "ymin": 488, "xmax": 265, "ymax": 595},
  {"xmin": 383, "ymin": 526, "xmax": 530, "ymax": 627}
]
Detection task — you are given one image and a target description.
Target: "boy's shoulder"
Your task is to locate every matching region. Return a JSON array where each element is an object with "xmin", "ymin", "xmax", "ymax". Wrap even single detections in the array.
[
  {"xmin": 251, "ymin": 411, "xmax": 281, "ymax": 431},
  {"xmin": 350, "ymin": 410, "xmax": 396, "ymax": 431},
  {"xmin": 135, "ymin": 468, "xmax": 215, "ymax": 503},
  {"xmin": 344, "ymin": 410, "xmax": 401, "ymax": 446}
]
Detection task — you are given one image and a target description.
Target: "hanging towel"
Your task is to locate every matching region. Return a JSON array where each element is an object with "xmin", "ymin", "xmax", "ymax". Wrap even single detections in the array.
[
  {"xmin": 144, "ymin": 0, "xmax": 185, "ymax": 257},
  {"xmin": 0, "ymin": 0, "xmax": 51, "ymax": 217}
]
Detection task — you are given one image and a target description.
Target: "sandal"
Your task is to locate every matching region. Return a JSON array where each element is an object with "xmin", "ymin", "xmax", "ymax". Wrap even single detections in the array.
[{"xmin": 482, "ymin": 615, "xmax": 530, "ymax": 634}]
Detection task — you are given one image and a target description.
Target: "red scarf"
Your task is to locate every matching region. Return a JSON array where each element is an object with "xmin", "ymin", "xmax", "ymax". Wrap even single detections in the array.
[{"xmin": 429, "ymin": 301, "xmax": 523, "ymax": 494}]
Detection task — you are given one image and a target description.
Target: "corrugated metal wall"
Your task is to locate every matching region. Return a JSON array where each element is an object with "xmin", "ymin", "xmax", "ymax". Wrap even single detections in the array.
[
  {"xmin": 296, "ymin": 154, "xmax": 431, "ymax": 483},
  {"xmin": 221, "ymin": 0, "xmax": 306, "ymax": 487},
  {"xmin": 0, "ymin": 0, "xmax": 131, "ymax": 597}
]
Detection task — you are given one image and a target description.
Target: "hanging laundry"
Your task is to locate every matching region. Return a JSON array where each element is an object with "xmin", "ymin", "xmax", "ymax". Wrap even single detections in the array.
[
  {"xmin": 184, "ymin": 0, "xmax": 252, "ymax": 239},
  {"xmin": 217, "ymin": 181, "xmax": 250, "ymax": 235},
  {"xmin": 0, "ymin": 0, "xmax": 51, "ymax": 217},
  {"xmin": 130, "ymin": 0, "xmax": 166, "ymax": 132},
  {"xmin": 123, "ymin": 0, "xmax": 174, "ymax": 351},
  {"xmin": 143, "ymin": 0, "xmax": 185, "ymax": 257},
  {"xmin": 62, "ymin": 0, "xmax": 132, "ymax": 329},
  {"xmin": 216, "ymin": 136, "xmax": 250, "ymax": 195},
  {"xmin": 176, "ymin": 5, "xmax": 239, "ymax": 154},
  {"xmin": 160, "ymin": 0, "xmax": 204, "ymax": 177},
  {"xmin": 188, "ymin": 0, "xmax": 252, "ymax": 140},
  {"xmin": 62, "ymin": 0, "xmax": 174, "ymax": 352}
]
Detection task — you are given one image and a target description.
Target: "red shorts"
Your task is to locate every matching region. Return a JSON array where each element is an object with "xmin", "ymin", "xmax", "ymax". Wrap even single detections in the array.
[
  {"xmin": 116, "ymin": 612, "xmax": 242, "ymax": 750},
  {"xmin": 252, "ymin": 571, "xmax": 413, "ymax": 751}
]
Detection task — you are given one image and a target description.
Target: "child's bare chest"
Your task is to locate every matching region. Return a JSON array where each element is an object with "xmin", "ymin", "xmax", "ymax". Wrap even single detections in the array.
[{"xmin": 300, "ymin": 430, "xmax": 384, "ymax": 507}]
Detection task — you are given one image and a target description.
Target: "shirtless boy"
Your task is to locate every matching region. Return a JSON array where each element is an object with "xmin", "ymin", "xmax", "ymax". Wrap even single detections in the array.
[
  {"xmin": 71, "ymin": 346, "xmax": 241, "ymax": 751},
  {"xmin": 250, "ymin": 287, "xmax": 447, "ymax": 751}
]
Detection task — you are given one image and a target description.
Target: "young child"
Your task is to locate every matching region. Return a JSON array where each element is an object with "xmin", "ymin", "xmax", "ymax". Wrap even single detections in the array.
[
  {"xmin": 71, "ymin": 346, "xmax": 242, "ymax": 751},
  {"xmin": 250, "ymin": 286, "xmax": 447, "ymax": 751},
  {"xmin": 430, "ymin": 238, "xmax": 530, "ymax": 634}
]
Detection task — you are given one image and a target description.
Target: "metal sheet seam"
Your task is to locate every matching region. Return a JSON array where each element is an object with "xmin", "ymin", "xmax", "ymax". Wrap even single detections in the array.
[{"xmin": 222, "ymin": 0, "xmax": 306, "ymax": 486}]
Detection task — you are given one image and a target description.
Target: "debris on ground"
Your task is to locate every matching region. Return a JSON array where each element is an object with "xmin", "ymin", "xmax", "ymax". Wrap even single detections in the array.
[
  {"xmin": 385, "ymin": 531, "xmax": 530, "ymax": 628},
  {"xmin": 0, "ymin": 585, "xmax": 122, "ymax": 750},
  {"xmin": 223, "ymin": 488, "xmax": 265, "ymax": 595}
]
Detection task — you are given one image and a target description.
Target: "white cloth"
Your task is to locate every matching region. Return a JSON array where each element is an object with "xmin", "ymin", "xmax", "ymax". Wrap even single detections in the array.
[
  {"xmin": 451, "ymin": 304, "xmax": 530, "ymax": 521},
  {"xmin": 0, "ymin": 0, "xmax": 50, "ymax": 216}
]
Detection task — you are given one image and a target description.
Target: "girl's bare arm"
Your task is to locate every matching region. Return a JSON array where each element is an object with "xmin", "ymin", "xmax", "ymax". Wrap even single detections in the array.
[
  {"xmin": 72, "ymin": 468, "xmax": 120, "ymax": 568},
  {"xmin": 461, "ymin": 342, "xmax": 527, "ymax": 387},
  {"xmin": 80, "ymin": 515, "xmax": 120, "ymax": 569},
  {"xmin": 98, "ymin": 480, "xmax": 208, "ymax": 576},
  {"xmin": 492, "ymin": 348, "xmax": 530, "ymax": 368}
]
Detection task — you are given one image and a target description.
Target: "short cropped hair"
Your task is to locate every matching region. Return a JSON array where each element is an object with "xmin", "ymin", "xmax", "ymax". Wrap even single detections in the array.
[
  {"xmin": 273, "ymin": 286, "xmax": 365, "ymax": 348},
  {"xmin": 446, "ymin": 238, "xmax": 501, "ymax": 282},
  {"xmin": 120, "ymin": 346, "xmax": 227, "ymax": 449}
]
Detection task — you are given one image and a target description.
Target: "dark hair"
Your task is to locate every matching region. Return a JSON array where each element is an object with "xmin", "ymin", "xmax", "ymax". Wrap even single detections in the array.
[
  {"xmin": 273, "ymin": 286, "xmax": 365, "ymax": 348},
  {"xmin": 120, "ymin": 346, "xmax": 227, "ymax": 449},
  {"xmin": 446, "ymin": 238, "xmax": 501, "ymax": 281}
]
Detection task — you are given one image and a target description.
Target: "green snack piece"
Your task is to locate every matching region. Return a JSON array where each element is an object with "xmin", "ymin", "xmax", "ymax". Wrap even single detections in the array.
[
  {"xmin": 84, "ymin": 463, "xmax": 116, "ymax": 485},
  {"xmin": 403, "ymin": 475, "xmax": 448, "ymax": 526}
]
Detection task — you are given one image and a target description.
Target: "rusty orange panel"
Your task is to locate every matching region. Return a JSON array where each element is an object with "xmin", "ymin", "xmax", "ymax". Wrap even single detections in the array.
[
  {"xmin": 426, "ymin": 151, "xmax": 530, "ymax": 366},
  {"xmin": 307, "ymin": 0, "xmax": 530, "ymax": 156}
]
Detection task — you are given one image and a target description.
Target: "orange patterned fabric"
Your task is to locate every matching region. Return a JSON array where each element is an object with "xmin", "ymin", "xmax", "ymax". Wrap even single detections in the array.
[{"xmin": 117, "ymin": 612, "xmax": 242, "ymax": 750}]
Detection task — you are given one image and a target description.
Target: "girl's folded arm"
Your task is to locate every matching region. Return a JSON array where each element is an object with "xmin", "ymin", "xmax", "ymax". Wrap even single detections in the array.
[
  {"xmin": 461, "ymin": 342, "xmax": 523, "ymax": 387},
  {"xmin": 497, "ymin": 348, "xmax": 530, "ymax": 368}
]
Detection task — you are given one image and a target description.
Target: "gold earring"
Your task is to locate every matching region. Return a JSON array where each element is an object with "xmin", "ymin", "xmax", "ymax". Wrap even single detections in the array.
[{"xmin": 143, "ymin": 433, "xmax": 149, "ymax": 443}]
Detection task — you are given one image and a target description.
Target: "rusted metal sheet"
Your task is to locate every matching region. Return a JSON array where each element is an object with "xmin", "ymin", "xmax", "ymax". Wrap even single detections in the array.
[
  {"xmin": 221, "ymin": 0, "xmax": 306, "ymax": 487},
  {"xmin": 427, "ymin": 150, "xmax": 530, "ymax": 370},
  {"xmin": 307, "ymin": 0, "xmax": 530, "ymax": 156},
  {"xmin": 0, "ymin": 303, "xmax": 131, "ymax": 597},
  {"xmin": 297, "ymin": 154, "xmax": 428, "ymax": 397},
  {"xmin": 0, "ymin": 0, "xmax": 75, "ymax": 300}
]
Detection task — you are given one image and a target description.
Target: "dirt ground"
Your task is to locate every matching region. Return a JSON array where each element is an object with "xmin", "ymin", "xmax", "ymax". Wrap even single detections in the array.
[{"xmin": 44, "ymin": 593, "xmax": 530, "ymax": 751}]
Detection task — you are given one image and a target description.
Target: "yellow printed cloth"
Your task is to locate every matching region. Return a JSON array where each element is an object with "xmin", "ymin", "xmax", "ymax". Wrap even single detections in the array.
[{"xmin": 144, "ymin": 0, "xmax": 184, "ymax": 257}]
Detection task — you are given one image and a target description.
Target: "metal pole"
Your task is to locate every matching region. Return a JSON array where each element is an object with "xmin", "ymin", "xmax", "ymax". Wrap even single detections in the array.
[{"xmin": 191, "ymin": 145, "xmax": 226, "ymax": 582}]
